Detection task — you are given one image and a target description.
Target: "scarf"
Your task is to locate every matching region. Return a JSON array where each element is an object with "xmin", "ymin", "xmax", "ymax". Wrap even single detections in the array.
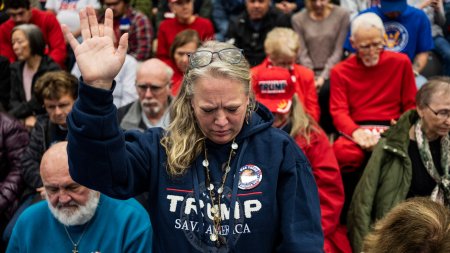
[
  {"xmin": 415, "ymin": 119, "xmax": 450, "ymax": 206},
  {"xmin": 414, "ymin": 119, "xmax": 450, "ymax": 207}
]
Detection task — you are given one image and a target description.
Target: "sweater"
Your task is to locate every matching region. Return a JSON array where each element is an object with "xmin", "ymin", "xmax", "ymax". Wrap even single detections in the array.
[
  {"xmin": 156, "ymin": 17, "xmax": 214, "ymax": 62},
  {"xmin": 6, "ymin": 194, "xmax": 153, "ymax": 253},
  {"xmin": 291, "ymin": 5, "xmax": 350, "ymax": 79},
  {"xmin": 330, "ymin": 51, "xmax": 417, "ymax": 136}
]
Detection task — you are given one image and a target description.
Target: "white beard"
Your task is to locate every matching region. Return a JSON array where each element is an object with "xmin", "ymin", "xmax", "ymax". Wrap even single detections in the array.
[{"xmin": 47, "ymin": 191, "xmax": 100, "ymax": 226}]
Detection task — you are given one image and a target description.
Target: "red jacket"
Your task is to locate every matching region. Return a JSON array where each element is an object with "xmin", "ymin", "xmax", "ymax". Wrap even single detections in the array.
[
  {"xmin": 252, "ymin": 58, "xmax": 320, "ymax": 122},
  {"xmin": 330, "ymin": 51, "xmax": 417, "ymax": 136},
  {"xmin": 156, "ymin": 16, "xmax": 214, "ymax": 62},
  {"xmin": 295, "ymin": 129, "xmax": 351, "ymax": 253},
  {"xmin": 0, "ymin": 8, "xmax": 67, "ymax": 68}
]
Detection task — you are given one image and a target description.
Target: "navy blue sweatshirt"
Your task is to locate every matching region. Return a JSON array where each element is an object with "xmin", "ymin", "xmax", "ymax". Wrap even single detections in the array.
[{"xmin": 67, "ymin": 81, "xmax": 324, "ymax": 252}]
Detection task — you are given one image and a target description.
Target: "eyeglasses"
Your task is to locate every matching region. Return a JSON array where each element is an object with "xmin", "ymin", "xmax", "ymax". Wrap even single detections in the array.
[
  {"xmin": 357, "ymin": 41, "xmax": 384, "ymax": 52},
  {"xmin": 426, "ymin": 104, "xmax": 450, "ymax": 120},
  {"xmin": 136, "ymin": 83, "xmax": 169, "ymax": 94},
  {"xmin": 188, "ymin": 48, "xmax": 244, "ymax": 68}
]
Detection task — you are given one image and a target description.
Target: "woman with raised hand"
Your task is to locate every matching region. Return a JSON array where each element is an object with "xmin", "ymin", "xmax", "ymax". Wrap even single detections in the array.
[{"xmin": 62, "ymin": 6, "xmax": 324, "ymax": 252}]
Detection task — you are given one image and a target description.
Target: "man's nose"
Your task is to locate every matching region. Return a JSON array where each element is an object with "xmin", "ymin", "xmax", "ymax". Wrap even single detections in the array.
[{"xmin": 58, "ymin": 192, "xmax": 72, "ymax": 204}]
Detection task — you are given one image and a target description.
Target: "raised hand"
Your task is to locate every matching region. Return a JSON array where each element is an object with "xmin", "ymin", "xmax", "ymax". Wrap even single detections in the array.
[{"xmin": 62, "ymin": 7, "xmax": 128, "ymax": 90}]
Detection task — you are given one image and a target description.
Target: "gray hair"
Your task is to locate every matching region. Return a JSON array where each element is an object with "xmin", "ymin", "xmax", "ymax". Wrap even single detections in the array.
[
  {"xmin": 416, "ymin": 76, "xmax": 450, "ymax": 109},
  {"xmin": 11, "ymin": 24, "xmax": 45, "ymax": 56},
  {"xmin": 351, "ymin": 13, "xmax": 385, "ymax": 39}
]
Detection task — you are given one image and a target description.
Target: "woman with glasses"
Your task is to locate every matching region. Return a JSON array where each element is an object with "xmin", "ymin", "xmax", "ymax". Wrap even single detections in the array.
[
  {"xmin": 348, "ymin": 77, "xmax": 450, "ymax": 252},
  {"xmin": 62, "ymin": 7, "xmax": 324, "ymax": 252}
]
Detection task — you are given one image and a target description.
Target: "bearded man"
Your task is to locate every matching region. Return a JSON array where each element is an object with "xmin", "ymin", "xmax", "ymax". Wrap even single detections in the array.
[
  {"xmin": 6, "ymin": 142, "xmax": 152, "ymax": 253},
  {"xmin": 118, "ymin": 58, "xmax": 173, "ymax": 131},
  {"xmin": 329, "ymin": 12, "xmax": 417, "ymax": 222}
]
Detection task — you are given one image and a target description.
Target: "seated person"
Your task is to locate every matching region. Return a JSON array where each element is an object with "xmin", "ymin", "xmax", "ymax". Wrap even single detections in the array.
[
  {"xmin": 253, "ymin": 66, "xmax": 351, "ymax": 253},
  {"xmin": 2, "ymin": 71, "xmax": 77, "ymax": 244},
  {"xmin": 8, "ymin": 24, "xmax": 60, "ymax": 128},
  {"xmin": 348, "ymin": 77, "xmax": 450, "ymax": 252},
  {"xmin": 21, "ymin": 71, "xmax": 77, "ymax": 199},
  {"xmin": 6, "ymin": 141, "xmax": 153, "ymax": 253},
  {"xmin": 251, "ymin": 27, "xmax": 320, "ymax": 123},
  {"xmin": 101, "ymin": 0, "xmax": 153, "ymax": 61},
  {"xmin": 155, "ymin": 0, "xmax": 214, "ymax": 62},
  {"xmin": 0, "ymin": 0, "xmax": 67, "ymax": 68},
  {"xmin": 363, "ymin": 197, "xmax": 450, "ymax": 253},
  {"xmin": 0, "ymin": 113, "xmax": 28, "ymax": 251},
  {"xmin": 226, "ymin": 0, "xmax": 291, "ymax": 66},
  {"xmin": 330, "ymin": 13, "xmax": 417, "ymax": 220},
  {"xmin": 118, "ymin": 58, "xmax": 173, "ymax": 131},
  {"xmin": 166, "ymin": 29, "xmax": 200, "ymax": 96},
  {"xmin": 343, "ymin": 0, "xmax": 434, "ymax": 87}
]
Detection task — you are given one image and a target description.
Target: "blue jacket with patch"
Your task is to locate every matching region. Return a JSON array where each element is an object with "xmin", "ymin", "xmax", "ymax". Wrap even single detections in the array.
[{"xmin": 67, "ymin": 81, "xmax": 324, "ymax": 253}]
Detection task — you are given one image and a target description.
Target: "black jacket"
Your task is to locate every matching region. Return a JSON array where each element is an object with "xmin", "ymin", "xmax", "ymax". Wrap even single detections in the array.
[
  {"xmin": 226, "ymin": 7, "xmax": 291, "ymax": 66},
  {"xmin": 0, "ymin": 112, "xmax": 29, "ymax": 218},
  {"xmin": 8, "ymin": 56, "xmax": 60, "ymax": 119},
  {"xmin": 21, "ymin": 114, "xmax": 67, "ymax": 192}
]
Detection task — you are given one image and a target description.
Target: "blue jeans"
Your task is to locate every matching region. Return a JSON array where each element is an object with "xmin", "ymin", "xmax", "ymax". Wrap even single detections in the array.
[{"xmin": 433, "ymin": 36, "xmax": 450, "ymax": 76}]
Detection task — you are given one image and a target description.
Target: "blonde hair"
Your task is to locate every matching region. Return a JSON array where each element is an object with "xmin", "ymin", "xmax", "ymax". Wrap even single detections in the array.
[
  {"xmin": 363, "ymin": 197, "xmax": 450, "ymax": 253},
  {"xmin": 288, "ymin": 94, "xmax": 319, "ymax": 143},
  {"xmin": 161, "ymin": 41, "xmax": 256, "ymax": 176},
  {"xmin": 264, "ymin": 27, "xmax": 300, "ymax": 60}
]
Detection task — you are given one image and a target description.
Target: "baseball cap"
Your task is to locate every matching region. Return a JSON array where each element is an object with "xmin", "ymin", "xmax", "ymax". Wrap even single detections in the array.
[
  {"xmin": 380, "ymin": 0, "xmax": 407, "ymax": 13},
  {"xmin": 252, "ymin": 66, "xmax": 296, "ymax": 114}
]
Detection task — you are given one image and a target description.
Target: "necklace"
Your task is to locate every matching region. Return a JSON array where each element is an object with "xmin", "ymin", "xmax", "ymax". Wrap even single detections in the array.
[
  {"xmin": 202, "ymin": 139, "xmax": 238, "ymax": 246},
  {"xmin": 63, "ymin": 222, "xmax": 90, "ymax": 253}
]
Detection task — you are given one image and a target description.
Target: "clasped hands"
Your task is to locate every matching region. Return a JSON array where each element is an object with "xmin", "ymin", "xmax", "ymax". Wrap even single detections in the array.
[{"xmin": 352, "ymin": 128, "xmax": 382, "ymax": 151}]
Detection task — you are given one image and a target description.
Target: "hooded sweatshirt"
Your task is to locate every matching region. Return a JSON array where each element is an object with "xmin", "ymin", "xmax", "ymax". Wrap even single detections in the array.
[{"xmin": 67, "ymin": 81, "xmax": 324, "ymax": 253}]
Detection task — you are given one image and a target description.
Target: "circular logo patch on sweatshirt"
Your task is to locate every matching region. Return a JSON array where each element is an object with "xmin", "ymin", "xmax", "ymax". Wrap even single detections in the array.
[{"xmin": 238, "ymin": 165, "xmax": 262, "ymax": 190}]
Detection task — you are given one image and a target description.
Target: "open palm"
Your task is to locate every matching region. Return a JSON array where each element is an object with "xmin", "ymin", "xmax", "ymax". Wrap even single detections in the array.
[{"xmin": 63, "ymin": 7, "xmax": 128, "ymax": 90}]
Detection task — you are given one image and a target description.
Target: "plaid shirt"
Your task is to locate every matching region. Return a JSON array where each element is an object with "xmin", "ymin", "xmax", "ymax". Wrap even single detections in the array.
[{"xmin": 112, "ymin": 8, "xmax": 153, "ymax": 61}]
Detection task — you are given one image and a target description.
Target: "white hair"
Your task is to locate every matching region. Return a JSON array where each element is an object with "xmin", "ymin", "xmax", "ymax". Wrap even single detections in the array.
[
  {"xmin": 47, "ymin": 190, "xmax": 100, "ymax": 226},
  {"xmin": 351, "ymin": 13, "xmax": 386, "ymax": 39}
]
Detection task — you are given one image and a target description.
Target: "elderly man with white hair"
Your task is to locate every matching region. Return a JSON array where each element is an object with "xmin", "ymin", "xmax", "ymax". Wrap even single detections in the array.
[
  {"xmin": 330, "ymin": 12, "xmax": 417, "ymax": 223},
  {"xmin": 6, "ymin": 142, "xmax": 152, "ymax": 253}
]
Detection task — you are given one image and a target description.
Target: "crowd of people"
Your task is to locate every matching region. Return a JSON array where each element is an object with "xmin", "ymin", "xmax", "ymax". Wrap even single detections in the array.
[{"xmin": 0, "ymin": 0, "xmax": 449, "ymax": 252}]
